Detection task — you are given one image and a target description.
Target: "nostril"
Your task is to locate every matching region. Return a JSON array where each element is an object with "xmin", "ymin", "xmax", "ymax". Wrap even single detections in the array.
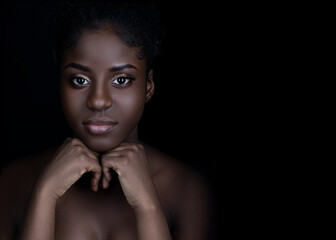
[{"xmin": 87, "ymin": 90, "xmax": 113, "ymax": 111}]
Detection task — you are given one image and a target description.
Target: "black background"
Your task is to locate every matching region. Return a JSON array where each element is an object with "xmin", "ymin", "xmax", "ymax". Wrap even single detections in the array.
[
  {"xmin": 1, "ymin": 1, "xmax": 313, "ymax": 238},
  {"xmin": 1, "ymin": 1, "xmax": 227, "ymax": 239}
]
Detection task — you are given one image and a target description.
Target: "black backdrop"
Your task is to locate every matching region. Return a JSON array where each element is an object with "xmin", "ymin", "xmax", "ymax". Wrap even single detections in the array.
[
  {"xmin": 2, "ymin": 1, "xmax": 225, "ymax": 239},
  {"xmin": 2, "ymin": 1, "xmax": 303, "ymax": 238}
]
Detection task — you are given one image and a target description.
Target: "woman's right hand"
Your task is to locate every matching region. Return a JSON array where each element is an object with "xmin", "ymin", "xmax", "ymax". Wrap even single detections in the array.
[{"xmin": 35, "ymin": 138, "xmax": 102, "ymax": 200}]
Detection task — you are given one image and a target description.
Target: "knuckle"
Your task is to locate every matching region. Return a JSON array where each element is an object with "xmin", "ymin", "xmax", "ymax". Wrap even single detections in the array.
[
  {"xmin": 125, "ymin": 144, "xmax": 141, "ymax": 155},
  {"xmin": 137, "ymin": 144, "xmax": 144, "ymax": 151},
  {"xmin": 70, "ymin": 138, "xmax": 79, "ymax": 144},
  {"xmin": 100, "ymin": 155, "xmax": 107, "ymax": 164},
  {"xmin": 128, "ymin": 144, "xmax": 138, "ymax": 151},
  {"xmin": 78, "ymin": 166, "xmax": 88, "ymax": 176},
  {"xmin": 125, "ymin": 150, "xmax": 135, "ymax": 158},
  {"xmin": 133, "ymin": 143, "xmax": 144, "ymax": 151},
  {"xmin": 71, "ymin": 138, "xmax": 84, "ymax": 147},
  {"xmin": 78, "ymin": 153, "xmax": 88, "ymax": 162},
  {"xmin": 122, "ymin": 158, "xmax": 130, "ymax": 166},
  {"xmin": 73, "ymin": 145, "xmax": 82, "ymax": 152}
]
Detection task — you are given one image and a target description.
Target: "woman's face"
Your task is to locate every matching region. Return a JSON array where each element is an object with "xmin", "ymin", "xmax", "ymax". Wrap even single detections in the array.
[{"xmin": 60, "ymin": 29, "xmax": 153, "ymax": 152}]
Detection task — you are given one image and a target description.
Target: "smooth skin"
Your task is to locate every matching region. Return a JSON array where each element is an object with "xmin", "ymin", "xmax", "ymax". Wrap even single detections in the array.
[{"xmin": 0, "ymin": 29, "xmax": 209, "ymax": 240}]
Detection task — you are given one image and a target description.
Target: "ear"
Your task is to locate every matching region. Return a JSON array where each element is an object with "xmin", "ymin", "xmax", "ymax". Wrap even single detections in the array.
[{"xmin": 145, "ymin": 69, "xmax": 155, "ymax": 103}]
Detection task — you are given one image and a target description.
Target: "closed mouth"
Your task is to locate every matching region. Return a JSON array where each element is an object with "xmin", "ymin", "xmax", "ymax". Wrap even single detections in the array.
[{"xmin": 82, "ymin": 117, "xmax": 118, "ymax": 135}]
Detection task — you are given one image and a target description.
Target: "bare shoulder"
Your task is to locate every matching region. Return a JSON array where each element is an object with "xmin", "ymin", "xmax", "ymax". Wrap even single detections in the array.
[
  {"xmin": 0, "ymin": 155, "xmax": 36, "ymax": 237},
  {"xmin": 146, "ymin": 144, "xmax": 202, "ymax": 180},
  {"xmin": 145, "ymin": 144, "xmax": 210, "ymax": 239},
  {"xmin": 0, "ymin": 147, "xmax": 57, "ymax": 220},
  {"xmin": 0, "ymin": 147, "xmax": 56, "ymax": 192},
  {"xmin": 0, "ymin": 156, "xmax": 36, "ymax": 197},
  {"xmin": 145, "ymin": 144, "xmax": 209, "ymax": 206}
]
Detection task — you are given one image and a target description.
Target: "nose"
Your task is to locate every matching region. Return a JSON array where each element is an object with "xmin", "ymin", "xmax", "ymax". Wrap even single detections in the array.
[{"xmin": 87, "ymin": 83, "xmax": 113, "ymax": 111}]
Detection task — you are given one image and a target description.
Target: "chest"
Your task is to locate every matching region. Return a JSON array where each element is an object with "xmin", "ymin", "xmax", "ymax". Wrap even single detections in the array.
[{"xmin": 54, "ymin": 186, "xmax": 138, "ymax": 240}]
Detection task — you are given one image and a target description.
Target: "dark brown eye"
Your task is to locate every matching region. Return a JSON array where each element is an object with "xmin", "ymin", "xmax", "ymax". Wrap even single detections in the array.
[
  {"xmin": 72, "ymin": 77, "xmax": 90, "ymax": 86},
  {"xmin": 112, "ymin": 77, "xmax": 133, "ymax": 85}
]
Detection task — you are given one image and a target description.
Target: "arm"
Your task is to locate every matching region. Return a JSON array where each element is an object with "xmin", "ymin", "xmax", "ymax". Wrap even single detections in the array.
[
  {"xmin": 18, "ymin": 187, "xmax": 57, "ymax": 240},
  {"xmin": 101, "ymin": 143, "xmax": 172, "ymax": 240},
  {"xmin": 133, "ymin": 185, "xmax": 172, "ymax": 240},
  {"xmin": 18, "ymin": 138, "xmax": 101, "ymax": 240}
]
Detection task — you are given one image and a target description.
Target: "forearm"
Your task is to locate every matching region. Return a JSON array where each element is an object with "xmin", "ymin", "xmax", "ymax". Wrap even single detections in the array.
[
  {"xmin": 135, "ymin": 206, "xmax": 172, "ymax": 240},
  {"xmin": 18, "ymin": 187, "xmax": 56, "ymax": 240}
]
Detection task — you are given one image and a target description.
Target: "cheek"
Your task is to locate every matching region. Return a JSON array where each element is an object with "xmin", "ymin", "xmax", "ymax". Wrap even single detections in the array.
[
  {"xmin": 116, "ymin": 87, "xmax": 146, "ymax": 124},
  {"xmin": 61, "ymin": 88, "xmax": 84, "ymax": 125}
]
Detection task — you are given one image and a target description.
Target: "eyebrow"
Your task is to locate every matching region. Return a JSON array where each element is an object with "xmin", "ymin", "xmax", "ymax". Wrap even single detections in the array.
[
  {"xmin": 63, "ymin": 63, "xmax": 138, "ymax": 72},
  {"xmin": 110, "ymin": 64, "xmax": 139, "ymax": 72}
]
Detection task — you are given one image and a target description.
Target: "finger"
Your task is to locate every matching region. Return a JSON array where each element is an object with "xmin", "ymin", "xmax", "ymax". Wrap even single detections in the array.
[
  {"xmin": 101, "ymin": 156, "xmax": 124, "ymax": 190},
  {"xmin": 85, "ymin": 148, "xmax": 100, "ymax": 159},
  {"xmin": 102, "ymin": 174, "xmax": 110, "ymax": 189},
  {"xmin": 103, "ymin": 145, "xmax": 143, "ymax": 157},
  {"xmin": 91, "ymin": 169, "xmax": 101, "ymax": 192},
  {"xmin": 86, "ymin": 158, "xmax": 102, "ymax": 192},
  {"xmin": 101, "ymin": 155, "xmax": 123, "ymax": 175},
  {"xmin": 104, "ymin": 142, "xmax": 138, "ymax": 153},
  {"xmin": 77, "ymin": 143, "xmax": 100, "ymax": 159},
  {"xmin": 102, "ymin": 150, "xmax": 126, "ymax": 158},
  {"xmin": 102, "ymin": 165, "xmax": 113, "ymax": 189},
  {"xmin": 103, "ymin": 167, "xmax": 113, "ymax": 181}
]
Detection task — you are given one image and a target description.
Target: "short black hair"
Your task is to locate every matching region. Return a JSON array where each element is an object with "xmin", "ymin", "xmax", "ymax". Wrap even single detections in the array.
[{"xmin": 54, "ymin": 1, "xmax": 165, "ymax": 73}]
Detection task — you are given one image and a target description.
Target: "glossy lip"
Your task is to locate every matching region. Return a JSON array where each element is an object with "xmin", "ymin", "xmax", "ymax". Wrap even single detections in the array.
[{"xmin": 82, "ymin": 117, "xmax": 118, "ymax": 135}]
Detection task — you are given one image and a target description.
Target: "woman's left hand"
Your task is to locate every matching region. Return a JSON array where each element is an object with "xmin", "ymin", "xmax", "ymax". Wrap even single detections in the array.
[{"xmin": 100, "ymin": 143, "xmax": 159, "ymax": 210}]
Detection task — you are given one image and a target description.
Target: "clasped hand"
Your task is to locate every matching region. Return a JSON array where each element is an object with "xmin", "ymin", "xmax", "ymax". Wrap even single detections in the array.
[{"xmin": 37, "ymin": 138, "xmax": 156, "ymax": 210}]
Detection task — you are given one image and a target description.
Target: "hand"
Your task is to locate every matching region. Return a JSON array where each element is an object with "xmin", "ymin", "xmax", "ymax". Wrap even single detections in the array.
[
  {"xmin": 36, "ymin": 138, "xmax": 102, "ymax": 200},
  {"xmin": 100, "ymin": 143, "xmax": 159, "ymax": 210}
]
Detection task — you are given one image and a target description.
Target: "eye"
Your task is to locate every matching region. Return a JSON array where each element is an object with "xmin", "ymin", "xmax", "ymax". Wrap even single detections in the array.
[
  {"xmin": 112, "ymin": 77, "xmax": 133, "ymax": 86},
  {"xmin": 71, "ymin": 77, "xmax": 90, "ymax": 86}
]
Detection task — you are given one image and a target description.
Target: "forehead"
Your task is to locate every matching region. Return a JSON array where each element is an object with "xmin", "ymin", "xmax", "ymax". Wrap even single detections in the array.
[{"xmin": 61, "ymin": 30, "xmax": 145, "ymax": 70}]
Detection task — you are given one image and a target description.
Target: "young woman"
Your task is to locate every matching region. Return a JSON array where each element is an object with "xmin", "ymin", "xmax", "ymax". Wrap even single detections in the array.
[{"xmin": 0, "ymin": 2, "xmax": 210, "ymax": 240}]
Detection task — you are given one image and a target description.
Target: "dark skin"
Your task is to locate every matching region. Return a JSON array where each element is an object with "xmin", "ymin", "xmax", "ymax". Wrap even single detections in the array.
[{"xmin": 0, "ymin": 29, "xmax": 209, "ymax": 240}]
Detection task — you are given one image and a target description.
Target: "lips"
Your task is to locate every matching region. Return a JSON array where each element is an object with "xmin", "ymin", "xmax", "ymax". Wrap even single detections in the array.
[{"xmin": 82, "ymin": 117, "xmax": 118, "ymax": 135}]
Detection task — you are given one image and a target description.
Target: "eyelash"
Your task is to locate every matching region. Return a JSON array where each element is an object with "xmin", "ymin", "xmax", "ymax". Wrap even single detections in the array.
[
  {"xmin": 68, "ymin": 76, "xmax": 135, "ymax": 87},
  {"xmin": 71, "ymin": 77, "xmax": 90, "ymax": 86},
  {"xmin": 112, "ymin": 77, "xmax": 134, "ymax": 86}
]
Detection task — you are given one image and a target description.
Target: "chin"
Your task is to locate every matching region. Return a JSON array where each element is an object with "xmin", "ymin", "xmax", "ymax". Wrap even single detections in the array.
[{"xmin": 82, "ymin": 137, "xmax": 121, "ymax": 153}]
